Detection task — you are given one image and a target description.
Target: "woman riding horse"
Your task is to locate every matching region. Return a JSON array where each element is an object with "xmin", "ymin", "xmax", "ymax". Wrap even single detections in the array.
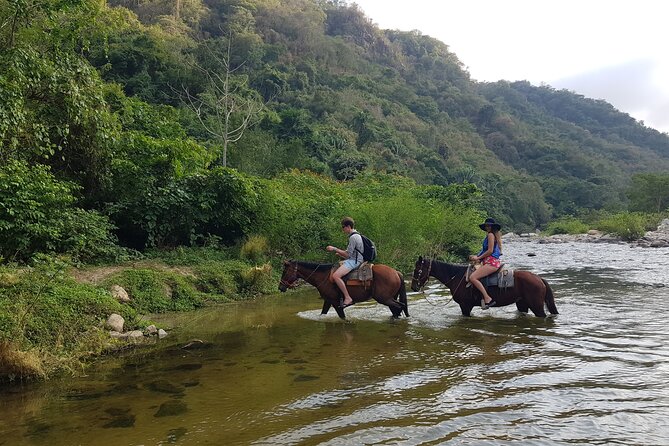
[{"xmin": 411, "ymin": 256, "xmax": 558, "ymax": 317}]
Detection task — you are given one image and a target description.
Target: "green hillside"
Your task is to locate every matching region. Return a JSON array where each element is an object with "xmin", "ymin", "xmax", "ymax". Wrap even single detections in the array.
[{"xmin": 3, "ymin": 0, "xmax": 669, "ymax": 242}]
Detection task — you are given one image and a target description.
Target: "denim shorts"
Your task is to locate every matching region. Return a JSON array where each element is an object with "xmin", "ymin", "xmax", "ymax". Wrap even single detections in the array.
[{"xmin": 342, "ymin": 259, "xmax": 362, "ymax": 270}]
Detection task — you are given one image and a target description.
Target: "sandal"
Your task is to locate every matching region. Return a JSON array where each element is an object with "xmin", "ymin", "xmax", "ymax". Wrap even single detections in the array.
[{"xmin": 481, "ymin": 299, "xmax": 496, "ymax": 310}]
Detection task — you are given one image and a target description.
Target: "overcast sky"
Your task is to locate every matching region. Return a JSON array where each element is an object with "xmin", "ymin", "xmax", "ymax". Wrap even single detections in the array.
[{"xmin": 351, "ymin": 0, "xmax": 669, "ymax": 134}]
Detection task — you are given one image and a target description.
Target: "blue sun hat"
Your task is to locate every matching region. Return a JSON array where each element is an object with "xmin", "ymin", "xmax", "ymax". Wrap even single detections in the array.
[{"xmin": 479, "ymin": 218, "xmax": 501, "ymax": 231}]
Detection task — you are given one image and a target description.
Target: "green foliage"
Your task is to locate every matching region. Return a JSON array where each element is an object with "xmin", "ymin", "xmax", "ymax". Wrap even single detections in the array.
[
  {"xmin": 595, "ymin": 212, "xmax": 646, "ymax": 241},
  {"xmin": 0, "ymin": 47, "xmax": 119, "ymax": 191},
  {"xmin": 258, "ymin": 170, "xmax": 345, "ymax": 260},
  {"xmin": 0, "ymin": 161, "xmax": 124, "ymax": 262},
  {"xmin": 628, "ymin": 173, "xmax": 669, "ymax": 213},
  {"xmin": 257, "ymin": 170, "xmax": 483, "ymax": 270},
  {"xmin": 545, "ymin": 217, "xmax": 590, "ymax": 235},
  {"xmin": 240, "ymin": 235, "xmax": 269, "ymax": 264},
  {"xmin": 145, "ymin": 246, "xmax": 234, "ymax": 266},
  {"xmin": 103, "ymin": 269, "xmax": 204, "ymax": 313},
  {"xmin": 0, "ymin": 258, "xmax": 133, "ymax": 377},
  {"xmin": 193, "ymin": 260, "xmax": 274, "ymax": 298}
]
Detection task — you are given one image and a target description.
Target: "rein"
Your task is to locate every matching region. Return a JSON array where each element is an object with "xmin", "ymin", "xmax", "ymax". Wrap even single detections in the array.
[
  {"xmin": 415, "ymin": 259, "xmax": 466, "ymax": 307},
  {"xmin": 281, "ymin": 262, "xmax": 330, "ymax": 289},
  {"xmin": 413, "ymin": 258, "xmax": 432, "ymax": 292}
]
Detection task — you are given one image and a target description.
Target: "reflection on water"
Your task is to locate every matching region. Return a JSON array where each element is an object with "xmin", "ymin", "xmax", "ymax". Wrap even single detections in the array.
[{"xmin": 1, "ymin": 241, "xmax": 669, "ymax": 445}]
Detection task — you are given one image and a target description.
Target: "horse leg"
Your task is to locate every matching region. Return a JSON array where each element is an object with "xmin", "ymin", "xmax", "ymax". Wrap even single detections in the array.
[
  {"xmin": 375, "ymin": 295, "xmax": 403, "ymax": 318},
  {"xmin": 459, "ymin": 303, "xmax": 472, "ymax": 317},
  {"xmin": 333, "ymin": 305, "xmax": 346, "ymax": 319},
  {"xmin": 398, "ymin": 278, "xmax": 409, "ymax": 317},
  {"xmin": 388, "ymin": 302, "xmax": 402, "ymax": 318},
  {"xmin": 516, "ymin": 300, "xmax": 529, "ymax": 313},
  {"xmin": 321, "ymin": 301, "xmax": 332, "ymax": 315}
]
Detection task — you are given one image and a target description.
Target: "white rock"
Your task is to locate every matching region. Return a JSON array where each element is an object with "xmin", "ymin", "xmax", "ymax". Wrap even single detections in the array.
[
  {"xmin": 158, "ymin": 329, "xmax": 168, "ymax": 339},
  {"xmin": 106, "ymin": 314, "xmax": 124, "ymax": 332},
  {"xmin": 111, "ymin": 285, "xmax": 130, "ymax": 303},
  {"xmin": 127, "ymin": 330, "xmax": 144, "ymax": 339},
  {"xmin": 146, "ymin": 324, "xmax": 157, "ymax": 335}
]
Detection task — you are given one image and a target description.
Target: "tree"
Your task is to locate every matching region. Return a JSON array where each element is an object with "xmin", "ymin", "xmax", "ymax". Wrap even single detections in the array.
[
  {"xmin": 628, "ymin": 173, "xmax": 669, "ymax": 213},
  {"xmin": 176, "ymin": 34, "xmax": 265, "ymax": 167}
]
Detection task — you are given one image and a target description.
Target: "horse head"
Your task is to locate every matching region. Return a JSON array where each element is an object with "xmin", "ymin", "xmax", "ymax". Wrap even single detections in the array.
[
  {"xmin": 278, "ymin": 260, "xmax": 299, "ymax": 292},
  {"xmin": 411, "ymin": 256, "xmax": 431, "ymax": 291}
]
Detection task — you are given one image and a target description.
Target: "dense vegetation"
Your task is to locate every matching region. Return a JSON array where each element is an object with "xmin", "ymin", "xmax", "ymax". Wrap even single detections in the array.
[{"xmin": 2, "ymin": 0, "xmax": 669, "ymax": 379}]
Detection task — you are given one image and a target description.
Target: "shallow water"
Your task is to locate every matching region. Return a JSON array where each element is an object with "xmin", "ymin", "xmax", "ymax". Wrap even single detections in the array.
[{"xmin": 1, "ymin": 240, "xmax": 669, "ymax": 445}]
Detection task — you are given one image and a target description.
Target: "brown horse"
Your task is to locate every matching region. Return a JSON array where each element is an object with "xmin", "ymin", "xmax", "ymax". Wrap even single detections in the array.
[
  {"xmin": 411, "ymin": 256, "xmax": 558, "ymax": 317},
  {"xmin": 278, "ymin": 260, "xmax": 409, "ymax": 320}
]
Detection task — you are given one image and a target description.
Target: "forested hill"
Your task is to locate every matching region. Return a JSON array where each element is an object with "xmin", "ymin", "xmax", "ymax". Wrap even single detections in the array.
[{"xmin": 3, "ymin": 0, "xmax": 669, "ymax": 234}]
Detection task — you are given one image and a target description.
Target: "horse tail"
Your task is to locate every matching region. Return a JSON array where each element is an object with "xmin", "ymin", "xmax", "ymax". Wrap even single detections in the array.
[
  {"xmin": 542, "ymin": 278, "xmax": 559, "ymax": 315},
  {"xmin": 398, "ymin": 272, "xmax": 409, "ymax": 317}
]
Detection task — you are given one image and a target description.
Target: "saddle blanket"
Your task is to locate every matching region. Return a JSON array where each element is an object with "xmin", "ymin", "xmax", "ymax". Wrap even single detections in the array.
[
  {"xmin": 338, "ymin": 261, "xmax": 373, "ymax": 286},
  {"xmin": 482, "ymin": 267, "xmax": 514, "ymax": 288}
]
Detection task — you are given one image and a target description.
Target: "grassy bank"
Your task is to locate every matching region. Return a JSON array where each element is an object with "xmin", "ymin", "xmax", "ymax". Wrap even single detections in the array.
[{"xmin": 0, "ymin": 248, "xmax": 277, "ymax": 382}]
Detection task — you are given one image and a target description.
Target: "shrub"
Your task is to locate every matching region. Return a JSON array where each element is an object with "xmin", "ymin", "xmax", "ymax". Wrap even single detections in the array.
[
  {"xmin": 146, "ymin": 246, "xmax": 234, "ymax": 266},
  {"xmin": 193, "ymin": 260, "xmax": 275, "ymax": 299},
  {"xmin": 545, "ymin": 217, "xmax": 589, "ymax": 235},
  {"xmin": 240, "ymin": 235, "xmax": 269, "ymax": 264},
  {"xmin": 0, "ymin": 161, "xmax": 124, "ymax": 263},
  {"xmin": 239, "ymin": 263, "xmax": 274, "ymax": 295},
  {"xmin": 595, "ymin": 212, "xmax": 646, "ymax": 241},
  {"xmin": 0, "ymin": 259, "xmax": 134, "ymax": 380},
  {"xmin": 103, "ymin": 269, "xmax": 204, "ymax": 313},
  {"xmin": 192, "ymin": 261, "xmax": 245, "ymax": 297}
]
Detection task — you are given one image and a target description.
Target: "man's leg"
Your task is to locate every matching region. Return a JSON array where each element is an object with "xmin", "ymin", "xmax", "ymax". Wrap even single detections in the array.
[{"xmin": 333, "ymin": 265, "xmax": 353, "ymax": 305}]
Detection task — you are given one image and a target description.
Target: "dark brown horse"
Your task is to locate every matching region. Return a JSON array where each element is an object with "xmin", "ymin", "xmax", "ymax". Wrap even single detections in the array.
[
  {"xmin": 278, "ymin": 260, "xmax": 409, "ymax": 320},
  {"xmin": 411, "ymin": 256, "xmax": 558, "ymax": 317}
]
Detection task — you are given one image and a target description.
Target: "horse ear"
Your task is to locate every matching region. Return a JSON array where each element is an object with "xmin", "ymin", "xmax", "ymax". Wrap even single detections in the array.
[
  {"xmin": 418, "ymin": 255, "xmax": 423, "ymax": 262},
  {"xmin": 283, "ymin": 260, "xmax": 290, "ymax": 266}
]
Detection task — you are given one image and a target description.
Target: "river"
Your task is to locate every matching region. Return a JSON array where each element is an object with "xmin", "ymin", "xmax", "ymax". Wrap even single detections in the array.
[{"xmin": 1, "ymin": 240, "xmax": 668, "ymax": 445}]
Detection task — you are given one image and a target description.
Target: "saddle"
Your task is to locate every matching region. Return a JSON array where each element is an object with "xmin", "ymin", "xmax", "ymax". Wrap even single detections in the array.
[
  {"xmin": 466, "ymin": 263, "xmax": 514, "ymax": 289},
  {"xmin": 333, "ymin": 262, "xmax": 374, "ymax": 288}
]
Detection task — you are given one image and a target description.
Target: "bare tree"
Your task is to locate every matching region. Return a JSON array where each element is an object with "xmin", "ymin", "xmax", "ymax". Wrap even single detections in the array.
[{"xmin": 176, "ymin": 34, "xmax": 265, "ymax": 167}]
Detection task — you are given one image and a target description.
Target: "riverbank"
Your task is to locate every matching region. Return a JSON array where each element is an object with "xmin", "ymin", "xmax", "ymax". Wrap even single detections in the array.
[
  {"xmin": 4, "ymin": 217, "xmax": 668, "ymax": 383},
  {"xmin": 504, "ymin": 218, "xmax": 669, "ymax": 248},
  {"xmin": 0, "ymin": 249, "xmax": 277, "ymax": 382}
]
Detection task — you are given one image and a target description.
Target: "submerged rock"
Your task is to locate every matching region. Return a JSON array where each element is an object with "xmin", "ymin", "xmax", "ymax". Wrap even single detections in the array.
[
  {"xmin": 167, "ymin": 427, "xmax": 188, "ymax": 443},
  {"xmin": 102, "ymin": 414, "xmax": 135, "ymax": 428},
  {"xmin": 155, "ymin": 400, "xmax": 188, "ymax": 417},
  {"xmin": 147, "ymin": 380, "xmax": 185, "ymax": 394}
]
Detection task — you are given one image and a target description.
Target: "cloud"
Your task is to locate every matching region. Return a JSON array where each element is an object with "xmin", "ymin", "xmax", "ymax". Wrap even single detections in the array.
[{"xmin": 550, "ymin": 59, "xmax": 669, "ymax": 133}]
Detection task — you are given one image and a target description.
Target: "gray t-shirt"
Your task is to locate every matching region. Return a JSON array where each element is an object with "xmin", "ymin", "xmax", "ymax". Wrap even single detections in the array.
[{"xmin": 346, "ymin": 231, "xmax": 364, "ymax": 264}]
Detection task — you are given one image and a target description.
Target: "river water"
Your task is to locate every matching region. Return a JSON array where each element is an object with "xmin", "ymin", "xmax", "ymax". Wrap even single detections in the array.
[{"xmin": 1, "ymin": 240, "xmax": 669, "ymax": 445}]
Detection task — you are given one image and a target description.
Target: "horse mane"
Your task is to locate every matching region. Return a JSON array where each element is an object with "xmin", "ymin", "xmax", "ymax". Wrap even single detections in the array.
[
  {"xmin": 428, "ymin": 259, "xmax": 468, "ymax": 275},
  {"xmin": 293, "ymin": 260, "xmax": 335, "ymax": 271}
]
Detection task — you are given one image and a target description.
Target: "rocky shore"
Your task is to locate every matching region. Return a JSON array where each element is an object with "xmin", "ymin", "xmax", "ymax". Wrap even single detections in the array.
[{"xmin": 503, "ymin": 218, "xmax": 669, "ymax": 248}]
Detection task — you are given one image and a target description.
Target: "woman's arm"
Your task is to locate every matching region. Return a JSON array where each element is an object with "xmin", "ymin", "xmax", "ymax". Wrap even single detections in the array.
[{"xmin": 469, "ymin": 233, "xmax": 494, "ymax": 261}]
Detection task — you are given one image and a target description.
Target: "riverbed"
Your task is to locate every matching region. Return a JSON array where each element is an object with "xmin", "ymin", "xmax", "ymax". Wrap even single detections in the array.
[{"xmin": 1, "ymin": 240, "xmax": 668, "ymax": 445}]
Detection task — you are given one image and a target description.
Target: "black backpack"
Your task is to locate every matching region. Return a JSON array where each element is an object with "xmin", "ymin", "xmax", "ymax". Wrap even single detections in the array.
[{"xmin": 350, "ymin": 232, "xmax": 377, "ymax": 262}]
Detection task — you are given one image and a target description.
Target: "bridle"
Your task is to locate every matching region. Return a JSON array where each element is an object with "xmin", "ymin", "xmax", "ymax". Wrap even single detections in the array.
[
  {"xmin": 279, "ymin": 261, "xmax": 300, "ymax": 289},
  {"xmin": 280, "ymin": 261, "xmax": 329, "ymax": 289},
  {"xmin": 412, "ymin": 258, "xmax": 432, "ymax": 292},
  {"xmin": 414, "ymin": 258, "xmax": 467, "ymax": 297}
]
